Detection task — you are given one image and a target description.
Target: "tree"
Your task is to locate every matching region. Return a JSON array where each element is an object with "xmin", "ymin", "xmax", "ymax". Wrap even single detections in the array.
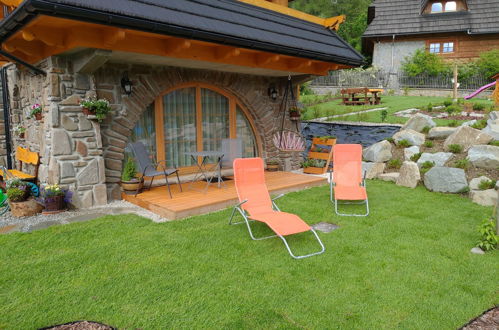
[
  {"xmin": 476, "ymin": 49, "xmax": 499, "ymax": 78},
  {"xmin": 290, "ymin": 0, "xmax": 371, "ymax": 52},
  {"xmin": 401, "ymin": 49, "xmax": 450, "ymax": 77}
]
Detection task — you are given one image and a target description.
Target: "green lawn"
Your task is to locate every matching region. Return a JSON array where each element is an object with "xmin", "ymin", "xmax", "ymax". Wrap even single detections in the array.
[
  {"xmin": 1, "ymin": 181, "xmax": 498, "ymax": 329},
  {"xmin": 301, "ymin": 95, "xmax": 493, "ymax": 126}
]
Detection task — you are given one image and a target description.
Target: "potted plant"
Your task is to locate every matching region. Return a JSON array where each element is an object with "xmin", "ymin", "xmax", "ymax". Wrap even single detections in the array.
[
  {"xmin": 6, "ymin": 179, "xmax": 42, "ymax": 217},
  {"xmin": 266, "ymin": 159, "xmax": 280, "ymax": 172},
  {"xmin": 121, "ymin": 158, "xmax": 143, "ymax": 194},
  {"xmin": 316, "ymin": 135, "xmax": 337, "ymax": 145},
  {"xmin": 39, "ymin": 184, "xmax": 70, "ymax": 213},
  {"xmin": 80, "ymin": 98, "xmax": 112, "ymax": 122},
  {"xmin": 13, "ymin": 124, "xmax": 26, "ymax": 138},
  {"xmin": 289, "ymin": 106, "xmax": 301, "ymax": 121},
  {"xmin": 30, "ymin": 103, "xmax": 43, "ymax": 120}
]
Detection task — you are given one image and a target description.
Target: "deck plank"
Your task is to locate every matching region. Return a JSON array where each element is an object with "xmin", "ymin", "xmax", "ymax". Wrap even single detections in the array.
[{"xmin": 122, "ymin": 171, "xmax": 326, "ymax": 219}]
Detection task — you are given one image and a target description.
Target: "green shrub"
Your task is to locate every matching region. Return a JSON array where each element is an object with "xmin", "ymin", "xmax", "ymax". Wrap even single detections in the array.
[
  {"xmin": 476, "ymin": 49, "xmax": 499, "ymax": 78},
  {"xmin": 448, "ymin": 144, "xmax": 463, "ymax": 153},
  {"xmin": 472, "ymin": 103, "xmax": 486, "ymax": 111},
  {"xmin": 454, "ymin": 159, "xmax": 470, "ymax": 169},
  {"xmin": 489, "ymin": 140, "xmax": 499, "ymax": 147},
  {"xmin": 476, "ymin": 218, "xmax": 498, "ymax": 251},
  {"xmin": 443, "ymin": 99, "xmax": 453, "ymax": 107},
  {"xmin": 6, "ymin": 187, "xmax": 26, "ymax": 202},
  {"xmin": 423, "ymin": 141, "xmax": 434, "ymax": 148},
  {"xmin": 448, "ymin": 120, "xmax": 459, "ymax": 127},
  {"xmin": 426, "ymin": 103, "xmax": 434, "ymax": 112},
  {"xmin": 300, "ymin": 82, "xmax": 314, "ymax": 96},
  {"xmin": 410, "ymin": 152, "xmax": 422, "ymax": 162},
  {"xmin": 387, "ymin": 159, "xmax": 402, "ymax": 169},
  {"xmin": 445, "ymin": 105, "xmax": 459, "ymax": 114},
  {"xmin": 397, "ymin": 139, "xmax": 411, "ymax": 148},
  {"xmin": 420, "ymin": 161, "xmax": 435, "ymax": 174},
  {"xmin": 478, "ymin": 179, "xmax": 497, "ymax": 190},
  {"xmin": 471, "ymin": 119, "xmax": 488, "ymax": 130},
  {"xmin": 121, "ymin": 158, "xmax": 137, "ymax": 182},
  {"xmin": 380, "ymin": 109, "xmax": 388, "ymax": 122},
  {"xmin": 402, "ymin": 49, "xmax": 450, "ymax": 77},
  {"xmin": 422, "ymin": 126, "xmax": 431, "ymax": 134},
  {"xmin": 385, "ymin": 137, "xmax": 394, "ymax": 144}
]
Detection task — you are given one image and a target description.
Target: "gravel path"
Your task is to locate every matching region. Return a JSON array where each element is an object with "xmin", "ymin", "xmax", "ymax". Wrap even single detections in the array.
[{"xmin": 0, "ymin": 200, "xmax": 168, "ymax": 233}]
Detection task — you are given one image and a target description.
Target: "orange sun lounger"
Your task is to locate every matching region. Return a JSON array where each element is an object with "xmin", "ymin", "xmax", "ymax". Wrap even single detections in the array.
[
  {"xmin": 330, "ymin": 144, "xmax": 369, "ymax": 216},
  {"xmin": 230, "ymin": 158, "xmax": 325, "ymax": 259}
]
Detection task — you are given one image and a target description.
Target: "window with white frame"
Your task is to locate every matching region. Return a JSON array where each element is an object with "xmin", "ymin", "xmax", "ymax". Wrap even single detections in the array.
[
  {"xmin": 442, "ymin": 42, "xmax": 454, "ymax": 53},
  {"xmin": 445, "ymin": 1, "xmax": 457, "ymax": 11},
  {"xmin": 429, "ymin": 43, "xmax": 441, "ymax": 53},
  {"xmin": 431, "ymin": 2, "xmax": 443, "ymax": 12}
]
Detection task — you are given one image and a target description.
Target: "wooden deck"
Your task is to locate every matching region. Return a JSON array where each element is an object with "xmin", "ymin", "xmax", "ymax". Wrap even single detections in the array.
[{"xmin": 122, "ymin": 171, "xmax": 326, "ymax": 220}]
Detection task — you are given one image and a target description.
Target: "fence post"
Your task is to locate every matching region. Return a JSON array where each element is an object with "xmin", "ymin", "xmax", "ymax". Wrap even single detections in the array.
[{"xmin": 453, "ymin": 63, "xmax": 458, "ymax": 102}]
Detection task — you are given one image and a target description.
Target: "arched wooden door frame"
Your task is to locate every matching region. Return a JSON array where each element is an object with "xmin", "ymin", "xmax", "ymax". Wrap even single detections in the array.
[{"xmin": 153, "ymin": 82, "xmax": 263, "ymax": 173}]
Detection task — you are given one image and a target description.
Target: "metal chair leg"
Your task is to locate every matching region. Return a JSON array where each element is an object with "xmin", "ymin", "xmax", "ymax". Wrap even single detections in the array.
[
  {"xmin": 148, "ymin": 176, "xmax": 155, "ymax": 190},
  {"xmin": 165, "ymin": 174, "xmax": 172, "ymax": 198},
  {"xmin": 175, "ymin": 170, "xmax": 182, "ymax": 192},
  {"xmin": 278, "ymin": 229, "xmax": 325, "ymax": 259}
]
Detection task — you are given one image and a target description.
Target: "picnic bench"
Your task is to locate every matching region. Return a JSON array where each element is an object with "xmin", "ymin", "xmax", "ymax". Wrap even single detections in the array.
[
  {"xmin": 0, "ymin": 146, "xmax": 39, "ymax": 182},
  {"xmin": 341, "ymin": 88, "xmax": 383, "ymax": 106}
]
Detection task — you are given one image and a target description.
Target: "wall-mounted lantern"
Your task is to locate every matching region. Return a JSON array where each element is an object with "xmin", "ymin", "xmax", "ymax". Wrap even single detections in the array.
[
  {"xmin": 121, "ymin": 71, "xmax": 133, "ymax": 95},
  {"xmin": 268, "ymin": 85, "xmax": 278, "ymax": 101}
]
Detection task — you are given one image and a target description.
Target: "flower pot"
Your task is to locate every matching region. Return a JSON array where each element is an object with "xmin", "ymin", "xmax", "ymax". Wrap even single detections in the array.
[
  {"xmin": 34, "ymin": 113, "xmax": 42, "ymax": 121},
  {"xmin": 289, "ymin": 111, "xmax": 301, "ymax": 121},
  {"xmin": 44, "ymin": 195, "xmax": 65, "ymax": 212},
  {"xmin": 9, "ymin": 198, "xmax": 43, "ymax": 217},
  {"xmin": 82, "ymin": 107, "xmax": 96, "ymax": 116},
  {"xmin": 19, "ymin": 133, "xmax": 25, "ymax": 139},
  {"xmin": 267, "ymin": 164, "xmax": 279, "ymax": 172},
  {"xmin": 121, "ymin": 179, "xmax": 143, "ymax": 195}
]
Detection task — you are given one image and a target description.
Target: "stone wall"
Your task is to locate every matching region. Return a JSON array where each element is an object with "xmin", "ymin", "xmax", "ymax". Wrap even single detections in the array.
[{"xmin": 7, "ymin": 54, "xmax": 303, "ymax": 207}]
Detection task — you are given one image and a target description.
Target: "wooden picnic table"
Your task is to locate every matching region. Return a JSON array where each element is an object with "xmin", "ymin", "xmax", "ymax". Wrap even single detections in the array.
[{"xmin": 341, "ymin": 88, "xmax": 383, "ymax": 106}]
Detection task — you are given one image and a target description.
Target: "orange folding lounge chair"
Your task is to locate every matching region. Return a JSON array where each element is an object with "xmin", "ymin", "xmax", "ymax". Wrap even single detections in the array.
[
  {"xmin": 330, "ymin": 144, "xmax": 369, "ymax": 216},
  {"xmin": 230, "ymin": 158, "xmax": 325, "ymax": 259}
]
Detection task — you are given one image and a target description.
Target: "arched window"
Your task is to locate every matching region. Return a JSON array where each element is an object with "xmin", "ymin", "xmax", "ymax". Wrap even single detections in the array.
[
  {"xmin": 129, "ymin": 84, "xmax": 259, "ymax": 171},
  {"xmin": 445, "ymin": 1, "xmax": 457, "ymax": 11},
  {"xmin": 431, "ymin": 2, "xmax": 443, "ymax": 13}
]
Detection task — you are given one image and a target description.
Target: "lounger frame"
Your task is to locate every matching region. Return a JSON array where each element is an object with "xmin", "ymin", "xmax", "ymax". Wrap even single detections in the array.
[{"xmin": 329, "ymin": 171, "xmax": 370, "ymax": 217}]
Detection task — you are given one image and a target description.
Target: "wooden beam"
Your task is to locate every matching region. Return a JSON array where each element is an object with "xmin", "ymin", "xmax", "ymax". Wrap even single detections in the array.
[
  {"xmin": 165, "ymin": 39, "xmax": 192, "ymax": 55},
  {"xmin": 103, "ymin": 29, "xmax": 126, "ymax": 47},
  {"xmin": 256, "ymin": 53, "xmax": 280, "ymax": 66},
  {"xmin": 3, "ymin": 39, "xmax": 45, "ymax": 57},
  {"xmin": 215, "ymin": 46, "xmax": 241, "ymax": 60},
  {"xmin": 22, "ymin": 27, "xmax": 65, "ymax": 47},
  {"xmin": 288, "ymin": 59, "xmax": 312, "ymax": 70}
]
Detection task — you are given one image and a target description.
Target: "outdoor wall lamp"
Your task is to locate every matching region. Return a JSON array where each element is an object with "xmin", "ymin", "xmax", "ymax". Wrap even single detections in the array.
[
  {"xmin": 268, "ymin": 85, "xmax": 278, "ymax": 101},
  {"xmin": 121, "ymin": 71, "xmax": 133, "ymax": 95}
]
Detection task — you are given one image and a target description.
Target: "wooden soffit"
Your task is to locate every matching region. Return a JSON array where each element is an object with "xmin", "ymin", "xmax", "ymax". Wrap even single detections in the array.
[{"xmin": 0, "ymin": 15, "xmax": 350, "ymax": 76}]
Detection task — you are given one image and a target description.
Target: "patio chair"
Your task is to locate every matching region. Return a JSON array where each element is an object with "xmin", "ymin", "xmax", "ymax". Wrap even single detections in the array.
[
  {"xmin": 329, "ymin": 144, "xmax": 369, "ymax": 216},
  {"xmin": 221, "ymin": 138, "xmax": 243, "ymax": 169},
  {"xmin": 229, "ymin": 157, "xmax": 325, "ymax": 259},
  {"xmin": 128, "ymin": 142, "xmax": 182, "ymax": 198}
]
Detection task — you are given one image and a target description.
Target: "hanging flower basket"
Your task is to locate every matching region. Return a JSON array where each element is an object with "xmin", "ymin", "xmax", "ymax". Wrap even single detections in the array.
[
  {"xmin": 81, "ymin": 107, "xmax": 96, "ymax": 116},
  {"xmin": 30, "ymin": 104, "xmax": 43, "ymax": 121},
  {"xmin": 289, "ymin": 106, "xmax": 301, "ymax": 121}
]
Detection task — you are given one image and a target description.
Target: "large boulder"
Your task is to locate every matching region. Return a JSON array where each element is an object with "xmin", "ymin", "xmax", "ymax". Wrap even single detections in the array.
[
  {"xmin": 393, "ymin": 129, "xmax": 425, "ymax": 146},
  {"xmin": 483, "ymin": 111, "xmax": 499, "ymax": 140},
  {"xmin": 470, "ymin": 189, "xmax": 498, "ymax": 207},
  {"xmin": 363, "ymin": 162, "xmax": 386, "ymax": 179},
  {"xmin": 423, "ymin": 167, "xmax": 468, "ymax": 193},
  {"xmin": 402, "ymin": 113, "xmax": 436, "ymax": 132},
  {"xmin": 396, "ymin": 161, "xmax": 420, "ymax": 188},
  {"xmin": 363, "ymin": 140, "xmax": 392, "ymax": 162},
  {"xmin": 469, "ymin": 176, "xmax": 492, "ymax": 191},
  {"xmin": 428, "ymin": 127, "xmax": 457, "ymax": 139},
  {"xmin": 443, "ymin": 126, "xmax": 493, "ymax": 151},
  {"xmin": 467, "ymin": 145, "xmax": 499, "ymax": 169},
  {"xmin": 404, "ymin": 146, "xmax": 420, "ymax": 161},
  {"xmin": 416, "ymin": 152, "xmax": 453, "ymax": 168}
]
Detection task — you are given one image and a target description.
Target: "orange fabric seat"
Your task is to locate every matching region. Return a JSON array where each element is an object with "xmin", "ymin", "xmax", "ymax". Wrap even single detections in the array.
[
  {"xmin": 333, "ymin": 185, "xmax": 367, "ymax": 201},
  {"xmin": 249, "ymin": 211, "xmax": 311, "ymax": 236},
  {"xmin": 231, "ymin": 157, "xmax": 325, "ymax": 259}
]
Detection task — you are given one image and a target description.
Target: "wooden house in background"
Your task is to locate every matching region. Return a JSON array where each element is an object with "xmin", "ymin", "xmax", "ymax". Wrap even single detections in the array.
[{"xmin": 362, "ymin": 0, "xmax": 499, "ymax": 73}]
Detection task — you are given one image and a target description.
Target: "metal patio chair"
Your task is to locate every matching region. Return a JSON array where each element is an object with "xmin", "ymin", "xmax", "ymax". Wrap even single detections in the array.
[
  {"xmin": 329, "ymin": 144, "xmax": 369, "ymax": 216},
  {"xmin": 221, "ymin": 138, "xmax": 243, "ymax": 170},
  {"xmin": 128, "ymin": 142, "xmax": 181, "ymax": 198},
  {"xmin": 229, "ymin": 157, "xmax": 325, "ymax": 259}
]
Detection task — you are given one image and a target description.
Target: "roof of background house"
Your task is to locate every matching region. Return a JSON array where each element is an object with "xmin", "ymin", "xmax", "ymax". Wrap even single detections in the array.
[
  {"xmin": 363, "ymin": 0, "xmax": 499, "ymax": 38},
  {"xmin": 0, "ymin": 0, "xmax": 364, "ymax": 66}
]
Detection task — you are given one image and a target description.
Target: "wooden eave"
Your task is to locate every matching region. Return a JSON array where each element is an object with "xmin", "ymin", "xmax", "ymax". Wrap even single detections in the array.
[{"xmin": 0, "ymin": 15, "xmax": 351, "ymax": 75}]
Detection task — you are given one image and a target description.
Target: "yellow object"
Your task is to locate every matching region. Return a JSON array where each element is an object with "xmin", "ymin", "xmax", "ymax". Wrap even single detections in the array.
[
  {"xmin": 0, "ymin": 169, "xmax": 35, "ymax": 180},
  {"xmin": 238, "ymin": 0, "xmax": 346, "ymax": 30},
  {"xmin": 0, "ymin": 0, "xmax": 22, "ymax": 6},
  {"xmin": 494, "ymin": 81, "xmax": 499, "ymax": 107},
  {"xmin": 0, "ymin": 147, "xmax": 39, "ymax": 180}
]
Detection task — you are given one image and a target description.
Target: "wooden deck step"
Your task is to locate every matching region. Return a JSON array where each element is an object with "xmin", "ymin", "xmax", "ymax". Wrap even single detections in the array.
[{"xmin": 122, "ymin": 171, "xmax": 326, "ymax": 220}]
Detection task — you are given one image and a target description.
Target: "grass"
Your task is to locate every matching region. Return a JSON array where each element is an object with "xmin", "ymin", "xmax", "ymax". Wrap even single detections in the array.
[
  {"xmin": 301, "ymin": 95, "xmax": 493, "ymax": 126},
  {"xmin": 1, "ymin": 181, "xmax": 498, "ymax": 329}
]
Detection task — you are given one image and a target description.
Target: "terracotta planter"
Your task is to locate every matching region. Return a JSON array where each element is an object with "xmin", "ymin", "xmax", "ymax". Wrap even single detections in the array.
[
  {"xmin": 289, "ymin": 111, "xmax": 301, "ymax": 121},
  {"xmin": 267, "ymin": 164, "xmax": 279, "ymax": 172},
  {"xmin": 121, "ymin": 179, "xmax": 143, "ymax": 195},
  {"xmin": 19, "ymin": 133, "xmax": 25, "ymax": 139},
  {"xmin": 34, "ymin": 113, "xmax": 42, "ymax": 120},
  {"xmin": 44, "ymin": 195, "xmax": 65, "ymax": 212},
  {"xmin": 9, "ymin": 198, "xmax": 43, "ymax": 217},
  {"xmin": 82, "ymin": 107, "xmax": 96, "ymax": 116}
]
